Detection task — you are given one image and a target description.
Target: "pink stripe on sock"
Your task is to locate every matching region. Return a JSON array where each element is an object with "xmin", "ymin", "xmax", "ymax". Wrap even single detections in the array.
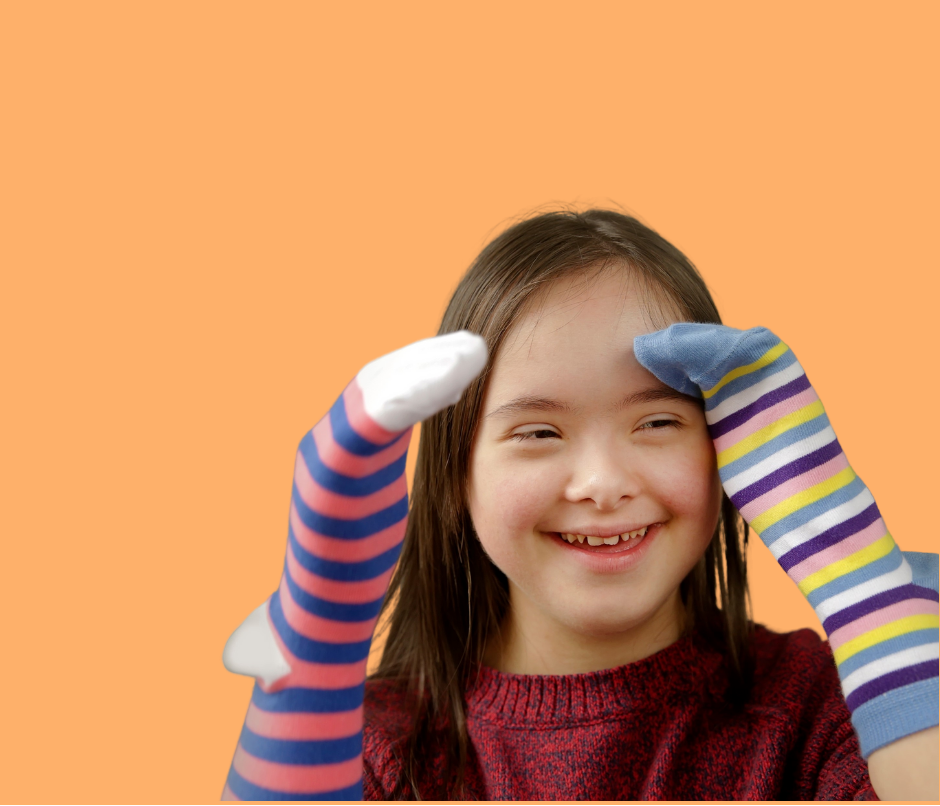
[
  {"xmin": 787, "ymin": 518, "xmax": 888, "ymax": 584},
  {"xmin": 828, "ymin": 597, "xmax": 940, "ymax": 652},
  {"xmin": 287, "ymin": 542, "xmax": 395, "ymax": 603},
  {"xmin": 232, "ymin": 745, "xmax": 362, "ymax": 794},
  {"xmin": 344, "ymin": 378, "xmax": 405, "ymax": 445},
  {"xmin": 258, "ymin": 656, "xmax": 369, "ymax": 693},
  {"xmin": 290, "ymin": 502, "xmax": 406, "ymax": 563},
  {"xmin": 738, "ymin": 452, "xmax": 850, "ymax": 522},
  {"xmin": 279, "ymin": 575, "xmax": 378, "ymax": 643},
  {"xmin": 311, "ymin": 416, "xmax": 411, "ymax": 478},
  {"xmin": 246, "ymin": 701, "xmax": 363, "ymax": 741},
  {"xmin": 713, "ymin": 386, "xmax": 820, "ymax": 453},
  {"xmin": 294, "ymin": 451, "xmax": 407, "ymax": 518},
  {"xmin": 260, "ymin": 617, "xmax": 369, "ymax": 692},
  {"xmin": 221, "ymin": 783, "xmax": 239, "ymax": 800}
]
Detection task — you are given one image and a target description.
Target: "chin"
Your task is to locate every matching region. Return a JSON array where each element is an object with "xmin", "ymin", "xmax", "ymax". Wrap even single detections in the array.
[{"xmin": 560, "ymin": 603, "xmax": 654, "ymax": 638}]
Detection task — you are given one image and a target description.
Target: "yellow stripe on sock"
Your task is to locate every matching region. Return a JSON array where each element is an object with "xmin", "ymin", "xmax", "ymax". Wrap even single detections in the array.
[
  {"xmin": 797, "ymin": 532, "xmax": 894, "ymax": 597},
  {"xmin": 703, "ymin": 340, "xmax": 789, "ymax": 400},
  {"xmin": 833, "ymin": 613, "xmax": 940, "ymax": 666},
  {"xmin": 717, "ymin": 400, "xmax": 826, "ymax": 469},
  {"xmin": 749, "ymin": 465, "xmax": 856, "ymax": 534}
]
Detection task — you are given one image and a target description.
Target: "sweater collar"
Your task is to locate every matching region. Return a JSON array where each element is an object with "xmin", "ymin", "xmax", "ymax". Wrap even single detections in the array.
[{"xmin": 463, "ymin": 630, "xmax": 723, "ymax": 725}]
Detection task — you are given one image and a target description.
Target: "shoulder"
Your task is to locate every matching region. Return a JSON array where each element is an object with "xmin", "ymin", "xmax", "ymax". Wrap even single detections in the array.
[
  {"xmin": 750, "ymin": 622, "xmax": 835, "ymax": 680},
  {"xmin": 744, "ymin": 622, "xmax": 847, "ymax": 717},
  {"xmin": 364, "ymin": 676, "xmax": 414, "ymax": 737},
  {"xmin": 361, "ymin": 677, "xmax": 413, "ymax": 799},
  {"xmin": 363, "ymin": 677, "xmax": 456, "ymax": 799},
  {"xmin": 363, "ymin": 677, "xmax": 460, "ymax": 800},
  {"xmin": 743, "ymin": 623, "xmax": 877, "ymax": 800}
]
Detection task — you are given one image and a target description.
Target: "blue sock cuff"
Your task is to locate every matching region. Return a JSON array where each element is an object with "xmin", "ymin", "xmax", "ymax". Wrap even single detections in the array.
[{"xmin": 851, "ymin": 676, "xmax": 939, "ymax": 759}]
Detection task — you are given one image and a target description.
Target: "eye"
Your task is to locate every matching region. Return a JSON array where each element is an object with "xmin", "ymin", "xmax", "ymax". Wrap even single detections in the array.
[
  {"xmin": 510, "ymin": 428, "xmax": 560, "ymax": 442},
  {"xmin": 638, "ymin": 419, "xmax": 681, "ymax": 432}
]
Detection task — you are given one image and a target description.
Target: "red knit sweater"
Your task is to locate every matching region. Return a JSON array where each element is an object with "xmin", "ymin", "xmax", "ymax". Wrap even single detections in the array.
[{"xmin": 362, "ymin": 623, "xmax": 879, "ymax": 800}]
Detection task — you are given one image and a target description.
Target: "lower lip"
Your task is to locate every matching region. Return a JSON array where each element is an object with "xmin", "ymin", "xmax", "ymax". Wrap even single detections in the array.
[{"xmin": 546, "ymin": 523, "xmax": 663, "ymax": 575}]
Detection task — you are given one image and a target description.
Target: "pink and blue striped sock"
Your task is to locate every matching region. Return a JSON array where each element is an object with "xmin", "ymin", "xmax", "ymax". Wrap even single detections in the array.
[
  {"xmin": 222, "ymin": 378, "xmax": 411, "ymax": 800},
  {"xmin": 635, "ymin": 324, "xmax": 940, "ymax": 759}
]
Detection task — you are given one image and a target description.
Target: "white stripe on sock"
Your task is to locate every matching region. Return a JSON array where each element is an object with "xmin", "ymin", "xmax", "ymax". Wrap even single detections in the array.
[
  {"xmin": 723, "ymin": 426, "xmax": 838, "ymax": 497},
  {"xmin": 705, "ymin": 360, "xmax": 806, "ymax": 425},
  {"xmin": 766, "ymin": 487, "xmax": 876, "ymax": 560},
  {"xmin": 814, "ymin": 559, "xmax": 913, "ymax": 623},
  {"xmin": 840, "ymin": 642, "xmax": 940, "ymax": 698}
]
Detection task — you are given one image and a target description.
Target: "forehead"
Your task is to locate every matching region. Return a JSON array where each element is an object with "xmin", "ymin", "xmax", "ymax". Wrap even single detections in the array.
[
  {"xmin": 478, "ymin": 269, "xmax": 701, "ymax": 423},
  {"xmin": 497, "ymin": 269, "xmax": 680, "ymax": 368}
]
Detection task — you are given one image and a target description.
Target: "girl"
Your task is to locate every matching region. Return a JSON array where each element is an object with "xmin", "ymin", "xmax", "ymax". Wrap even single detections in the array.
[{"xmin": 221, "ymin": 209, "xmax": 939, "ymax": 800}]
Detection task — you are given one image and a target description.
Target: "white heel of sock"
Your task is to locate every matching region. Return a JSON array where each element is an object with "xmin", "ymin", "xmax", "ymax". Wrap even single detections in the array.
[{"xmin": 223, "ymin": 601, "xmax": 292, "ymax": 687}]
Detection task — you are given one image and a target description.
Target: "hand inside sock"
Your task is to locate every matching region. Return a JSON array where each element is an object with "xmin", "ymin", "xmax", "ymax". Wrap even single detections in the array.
[
  {"xmin": 222, "ymin": 330, "xmax": 487, "ymax": 801},
  {"xmin": 634, "ymin": 323, "xmax": 939, "ymax": 760}
]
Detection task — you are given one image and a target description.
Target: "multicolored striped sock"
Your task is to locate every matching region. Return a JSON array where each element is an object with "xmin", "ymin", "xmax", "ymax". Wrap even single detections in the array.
[
  {"xmin": 223, "ymin": 378, "xmax": 411, "ymax": 801},
  {"xmin": 635, "ymin": 323, "xmax": 940, "ymax": 759}
]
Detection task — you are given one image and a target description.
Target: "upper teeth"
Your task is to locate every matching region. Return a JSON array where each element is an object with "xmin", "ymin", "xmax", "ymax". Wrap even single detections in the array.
[{"xmin": 561, "ymin": 526, "xmax": 648, "ymax": 545}]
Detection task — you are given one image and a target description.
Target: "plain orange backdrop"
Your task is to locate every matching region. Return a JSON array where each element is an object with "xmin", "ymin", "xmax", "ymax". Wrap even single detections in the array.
[{"xmin": 2, "ymin": 2, "xmax": 939, "ymax": 802}]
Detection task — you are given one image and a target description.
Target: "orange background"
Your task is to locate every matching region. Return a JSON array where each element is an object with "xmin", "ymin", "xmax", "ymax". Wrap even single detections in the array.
[{"xmin": 3, "ymin": 2, "xmax": 938, "ymax": 802}]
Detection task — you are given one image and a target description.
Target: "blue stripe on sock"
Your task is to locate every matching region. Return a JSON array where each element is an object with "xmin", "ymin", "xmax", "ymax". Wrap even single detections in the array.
[
  {"xmin": 227, "ymin": 767, "xmax": 362, "ymax": 801},
  {"xmin": 250, "ymin": 680, "xmax": 366, "ymax": 713},
  {"xmin": 719, "ymin": 411, "xmax": 832, "ymax": 482},
  {"xmin": 284, "ymin": 563, "xmax": 385, "ymax": 622},
  {"xmin": 703, "ymin": 349, "xmax": 799, "ymax": 411},
  {"xmin": 761, "ymin": 475, "xmax": 868, "ymax": 547},
  {"xmin": 288, "ymin": 523, "xmax": 403, "ymax": 581},
  {"xmin": 709, "ymin": 372, "xmax": 811, "ymax": 438},
  {"xmin": 237, "ymin": 724, "xmax": 363, "ymax": 764},
  {"xmin": 807, "ymin": 546, "xmax": 905, "ymax": 610},
  {"xmin": 330, "ymin": 395, "xmax": 401, "ymax": 456},
  {"xmin": 836, "ymin": 628, "xmax": 940, "ymax": 678},
  {"xmin": 298, "ymin": 431, "xmax": 407, "ymax": 497},
  {"xmin": 731, "ymin": 436, "xmax": 843, "ymax": 511},
  {"xmin": 291, "ymin": 483, "xmax": 408, "ymax": 539},
  {"xmin": 822, "ymin": 583, "xmax": 937, "ymax": 634},
  {"xmin": 270, "ymin": 590, "xmax": 373, "ymax": 663},
  {"xmin": 778, "ymin": 502, "xmax": 880, "ymax": 573}
]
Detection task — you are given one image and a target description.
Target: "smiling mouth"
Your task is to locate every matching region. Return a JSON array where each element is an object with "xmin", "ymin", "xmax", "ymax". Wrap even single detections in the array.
[{"xmin": 553, "ymin": 524, "xmax": 660, "ymax": 552}]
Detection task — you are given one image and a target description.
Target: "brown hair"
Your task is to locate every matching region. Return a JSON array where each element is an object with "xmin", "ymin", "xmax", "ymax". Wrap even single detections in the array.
[{"xmin": 373, "ymin": 208, "xmax": 754, "ymax": 798}]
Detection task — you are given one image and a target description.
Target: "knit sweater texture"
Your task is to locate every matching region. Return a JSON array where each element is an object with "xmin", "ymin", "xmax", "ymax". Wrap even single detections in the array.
[{"xmin": 362, "ymin": 623, "xmax": 880, "ymax": 800}]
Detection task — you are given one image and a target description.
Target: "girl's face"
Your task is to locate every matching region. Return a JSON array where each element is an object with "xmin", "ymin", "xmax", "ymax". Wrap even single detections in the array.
[{"xmin": 467, "ymin": 270, "xmax": 722, "ymax": 674}]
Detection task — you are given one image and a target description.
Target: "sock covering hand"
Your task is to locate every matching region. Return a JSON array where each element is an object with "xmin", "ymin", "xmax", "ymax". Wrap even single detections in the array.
[
  {"xmin": 222, "ymin": 332, "xmax": 487, "ymax": 800},
  {"xmin": 634, "ymin": 323, "xmax": 939, "ymax": 759}
]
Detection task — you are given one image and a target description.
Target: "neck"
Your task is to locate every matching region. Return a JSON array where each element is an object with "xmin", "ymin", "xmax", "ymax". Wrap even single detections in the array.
[{"xmin": 485, "ymin": 587, "xmax": 687, "ymax": 676}]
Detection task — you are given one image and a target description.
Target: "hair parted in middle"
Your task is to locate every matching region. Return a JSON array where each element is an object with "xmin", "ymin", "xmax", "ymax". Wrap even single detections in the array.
[{"xmin": 373, "ymin": 206, "xmax": 755, "ymax": 798}]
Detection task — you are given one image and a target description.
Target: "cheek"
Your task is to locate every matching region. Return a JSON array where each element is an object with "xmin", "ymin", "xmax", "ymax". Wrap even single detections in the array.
[
  {"xmin": 645, "ymin": 437, "xmax": 721, "ymax": 522},
  {"xmin": 468, "ymin": 449, "xmax": 559, "ymax": 539}
]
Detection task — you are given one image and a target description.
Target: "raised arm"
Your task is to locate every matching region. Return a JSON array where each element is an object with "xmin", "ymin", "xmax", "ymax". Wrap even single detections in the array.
[
  {"xmin": 635, "ymin": 323, "xmax": 940, "ymax": 801},
  {"xmin": 221, "ymin": 331, "xmax": 487, "ymax": 801}
]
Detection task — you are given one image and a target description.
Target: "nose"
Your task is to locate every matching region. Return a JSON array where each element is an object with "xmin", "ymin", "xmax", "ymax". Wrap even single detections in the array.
[{"xmin": 563, "ymin": 441, "xmax": 642, "ymax": 511}]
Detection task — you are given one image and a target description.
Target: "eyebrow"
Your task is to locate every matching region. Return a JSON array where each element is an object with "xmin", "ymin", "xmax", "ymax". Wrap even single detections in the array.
[{"xmin": 484, "ymin": 387, "xmax": 702, "ymax": 420}]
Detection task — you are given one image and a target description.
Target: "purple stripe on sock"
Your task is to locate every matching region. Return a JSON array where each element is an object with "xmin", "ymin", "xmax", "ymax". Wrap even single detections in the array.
[
  {"xmin": 822, "ymin": 584, "xmax": 939, "ymax": 634},
  {"xmin": 778, "ymin": 502, "xmax": 880, "ymax": 572},
  {"xmin": 708, "ymin": 373, "xmax": 811, "ymax": 439},
  {"xmin": 845, "ymin": 659, "xmax": 939, "ymax": 712},
  {"xmin": 730, "ymin": 437, "xmax": 844, "ymax": 510}
]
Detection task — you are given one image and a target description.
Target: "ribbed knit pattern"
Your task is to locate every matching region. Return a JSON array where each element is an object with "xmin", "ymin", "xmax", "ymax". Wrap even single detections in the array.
[
  {"xmin": 634, "ymin": 323, "xmax": 940, "ymax": 758},
  {"xmin": 223, "ymin": 378, "xmax": 411, "ymax": 801},
  {"xmin": 362, "ymin": 624, "xmax": 880, "ymax": 799}
]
